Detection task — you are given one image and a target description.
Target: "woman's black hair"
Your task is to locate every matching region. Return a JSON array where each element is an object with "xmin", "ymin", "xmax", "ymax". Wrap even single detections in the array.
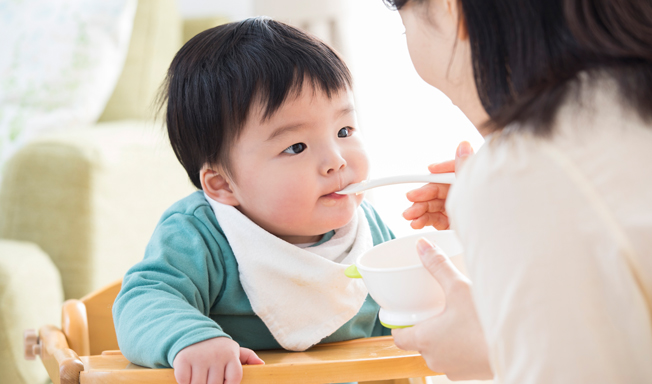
[
  {"xmin": 384, "ymin": 0, "xmax": 652, "ymax": 134},
  {"xmin": 159, "ymin": 17, "xmax": 352, "ymax": 189}
]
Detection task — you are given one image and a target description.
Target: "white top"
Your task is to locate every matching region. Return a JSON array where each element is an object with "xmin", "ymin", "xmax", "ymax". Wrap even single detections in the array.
[{"xmin": 447, "ymin": 77, "xmax": 652, "ymax": 383}]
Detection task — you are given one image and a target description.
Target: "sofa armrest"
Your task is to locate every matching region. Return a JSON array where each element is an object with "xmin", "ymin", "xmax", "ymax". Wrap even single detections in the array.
[
  {"xmin": 0, "ymin": 120, "xmax": 197, "ymax": 300},
  {"xmin": 0, "ymin": 240, "xmax": 63, "ymax": 384}
]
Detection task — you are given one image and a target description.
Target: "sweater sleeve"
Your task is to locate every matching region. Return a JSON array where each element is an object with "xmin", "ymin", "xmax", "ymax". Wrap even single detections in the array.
[{"xmin": 113, "ymin": 210, "xmax": 230, "ymax": 368}]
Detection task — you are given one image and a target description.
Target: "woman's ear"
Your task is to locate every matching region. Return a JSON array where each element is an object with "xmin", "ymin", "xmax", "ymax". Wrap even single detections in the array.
[
  {"xmin": 455, "ymin": 3, "xmax": 468, "ymax": 41},
  {"xmin": 441, "ymin": 0, "xmax": 468, "ymax": 41},
  {"xmin": 200, "ymin": 167, "xmax": 239, "ymax": 206}
]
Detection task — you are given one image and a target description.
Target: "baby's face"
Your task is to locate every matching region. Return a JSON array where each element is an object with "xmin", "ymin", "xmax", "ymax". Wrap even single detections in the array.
[{"xmin": 226, "ymin": 84, "xmax": 369, "ymax": 244}]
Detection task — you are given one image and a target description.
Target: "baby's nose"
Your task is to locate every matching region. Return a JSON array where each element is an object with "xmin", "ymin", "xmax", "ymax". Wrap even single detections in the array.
[
  {"xmin": 323, "ymin": 150, "xmax": 347, "ymax": 175},
  {"xmin": 327, "ymin": 162, "xmax": 346, "ymax": 174}
]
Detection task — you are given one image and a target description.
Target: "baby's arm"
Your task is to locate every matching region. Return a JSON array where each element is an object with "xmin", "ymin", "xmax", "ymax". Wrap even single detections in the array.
[
  {"xmin": 113, "ymin": 212, "xmax": 238, "ymax": 369},
  {"xmin": 173, "ymin": 337, "xmax": 264, "ymax": 384}
]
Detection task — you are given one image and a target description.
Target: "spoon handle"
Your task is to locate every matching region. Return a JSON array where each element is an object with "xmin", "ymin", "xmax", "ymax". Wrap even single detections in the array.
[{"xmin": 336, "ymin": 172, "xmax": 456, "ymax": 195}]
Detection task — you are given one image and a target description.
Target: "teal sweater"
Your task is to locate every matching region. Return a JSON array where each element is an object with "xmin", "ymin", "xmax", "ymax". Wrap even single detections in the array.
[{"xmin": 113, "ymin": 192, "xmax": 395, "ymax": 368}]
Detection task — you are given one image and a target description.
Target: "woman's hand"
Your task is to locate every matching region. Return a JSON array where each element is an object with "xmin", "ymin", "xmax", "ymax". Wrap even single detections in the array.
[
  {"xmin": 392, "ymin": 238, "xmax": 493, "ymax": 381},
  {"xmin": 173, "ymin": 337, "xmax": 264, "ymax": 384},
  {"xmin": 403, "ymin": 142, "xmax": 474, "ymax": 229}
]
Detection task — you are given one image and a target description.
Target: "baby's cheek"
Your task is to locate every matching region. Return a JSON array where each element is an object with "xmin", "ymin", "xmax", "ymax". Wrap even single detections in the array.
[
  {"xmin": 272, "ymin": 209, "xmax": 303, "ymax": 229},
  {"xmin": 350, "ymin": 145, "xmax": 370, "ymax": 180},
  {"xmin": 269, "ymin": 185, "xmax": 315, "ymax": 217}
]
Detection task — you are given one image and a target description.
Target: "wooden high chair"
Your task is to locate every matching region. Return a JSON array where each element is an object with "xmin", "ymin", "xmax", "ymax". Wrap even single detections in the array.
[{"xmin": 24, "ymin": 279, "xmax": 439, "ymax": 384}]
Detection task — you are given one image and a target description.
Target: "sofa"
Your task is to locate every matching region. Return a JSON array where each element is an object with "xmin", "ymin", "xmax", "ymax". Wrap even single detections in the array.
[{"xmin": 0, "ymin": 1, "xmax": 226, "ymax": 382}]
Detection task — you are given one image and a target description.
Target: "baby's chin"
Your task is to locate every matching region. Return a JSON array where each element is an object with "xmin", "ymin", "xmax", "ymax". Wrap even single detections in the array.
[
  {"xmin": 320, "ymin": 206, "xmax": 360, "ymax": 232},
  {"xmin": 281, "ymin": 199, "xmax": 362, "ymax": 237}
]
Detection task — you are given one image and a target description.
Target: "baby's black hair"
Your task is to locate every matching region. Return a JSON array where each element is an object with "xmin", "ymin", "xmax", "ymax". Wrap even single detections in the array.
[{"xmin": 159, "ymin": 17, "xmax": 352, "ymax": 189}]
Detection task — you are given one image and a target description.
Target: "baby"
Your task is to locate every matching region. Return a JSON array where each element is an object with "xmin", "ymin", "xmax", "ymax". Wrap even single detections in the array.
[{"xmin": 113, "ymin": 17, "xmax": 394, "ymax": 384}]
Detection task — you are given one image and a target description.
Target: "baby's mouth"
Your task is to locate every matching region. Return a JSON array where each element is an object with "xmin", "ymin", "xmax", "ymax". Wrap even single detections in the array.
[
  {"xmin": 320, "ymin": 190, "xmax": 348, "ymax": 206},
  {"xmin": 322, "ymin": 191, "xmax": 346, "ymax": 198}
]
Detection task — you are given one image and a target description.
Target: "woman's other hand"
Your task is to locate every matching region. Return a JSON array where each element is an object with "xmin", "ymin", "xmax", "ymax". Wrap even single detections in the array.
[
  {"xmin": 392, "ymin": 238, "xmax": 492, "ymax": 381},
  {"xmin": 403, "ymin": 141, "xmax": 474, "ymax": 229}
]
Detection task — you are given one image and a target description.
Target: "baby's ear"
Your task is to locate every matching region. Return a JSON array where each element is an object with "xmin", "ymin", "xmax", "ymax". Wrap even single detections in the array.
[{"xmin": 200, "ymin": 167, "xmax": 239, "ymax": 206}]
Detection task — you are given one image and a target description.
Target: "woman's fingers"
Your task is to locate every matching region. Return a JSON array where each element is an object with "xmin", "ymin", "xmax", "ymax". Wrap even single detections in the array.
[
  {"xmin": 392, "ymin": 326, "xmax": 419, "ymax": 352},
  {"xmin": 405, "ymin": 141, "xmax": 473, "ymax": 230},
  {"xmin": 416, "ymin": 238, "xmax": 467, "ymax": 293},
  {"xmin": 455, "ymin": 141, "xmax": 474, "ymax": 174},
  {"xmin": 405, "ymin": 187, "xmax": 449, "ymax": 229},
  {"xmin": 391, "ymin": 236, "xmax": 492, "ymax": 380},
  {"xmin": 406, "ymin": 183, "xmax": 450, "ymax": 203},
  {"xmin": 409, "ymin": 212, "xmax": 449, "ymax": 230},
  {"xmin": 427, "ymin": 159, "xmax": 456, "ymax": 174},
  {"xmin": 403, "ymin": 200, "xmax": 446, "ymax": 220}
]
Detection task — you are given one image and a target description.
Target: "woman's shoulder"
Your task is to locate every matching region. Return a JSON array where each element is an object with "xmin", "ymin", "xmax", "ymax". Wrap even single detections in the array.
[
  {"xmin": 446, "ymin": 131, "xmax": 561, "ymax": 224},
  {"xmin": 448, "ymin": 85, "xmax": 652, "ymax": 272},
  {"xmin": 450, "ymin": 116, "xmax": 652, "ymax": 219},
  {"xmin": 454, "ymin": 76, "xmax": 652, "ymax": 203},
  {"xmin": 449, "ymin": 130, "xmax": 553, "ymax": 202}
]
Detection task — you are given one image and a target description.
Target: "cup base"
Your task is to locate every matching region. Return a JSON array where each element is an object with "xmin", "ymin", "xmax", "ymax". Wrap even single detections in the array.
[
  {"xmin": 379, "ymin": 308, "xmax": 442, "ymax": 328},
  {"xmin": 379, "ymin": 320, "xmax": 413, "ymax": 329}
]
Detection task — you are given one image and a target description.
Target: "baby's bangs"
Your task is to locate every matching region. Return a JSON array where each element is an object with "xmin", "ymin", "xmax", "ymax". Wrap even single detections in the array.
[{"xmin": 256, "ymin": 67, "xmax": 352, "ymax": 122}]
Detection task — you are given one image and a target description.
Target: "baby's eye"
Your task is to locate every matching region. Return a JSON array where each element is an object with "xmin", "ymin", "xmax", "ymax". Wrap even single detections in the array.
[
  {"xmin": 338, "ymin": 127, "xmax": 353, "ymax": 138},
  {"xmin": 282, "ymin": 143, "xmax": 307, "ymax": 154}
]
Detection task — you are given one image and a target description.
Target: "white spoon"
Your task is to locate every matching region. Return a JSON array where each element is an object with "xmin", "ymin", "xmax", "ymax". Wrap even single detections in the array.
[{"xmin": 335, "ymin": 172, "xmax": 456, "ymax": 195}]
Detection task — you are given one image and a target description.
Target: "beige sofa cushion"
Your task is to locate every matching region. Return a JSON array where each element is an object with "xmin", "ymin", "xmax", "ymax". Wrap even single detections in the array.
[
  {"xmin": 0, "ymin": 240, "xmax": 63, "ymax": 384},
  {"xmin": 0, "ymin": 121, "xmax": 196, "ymax": 299},
  {"xmin": 99, "ymin": 0, "xmax": 182, "ymax": 122}
]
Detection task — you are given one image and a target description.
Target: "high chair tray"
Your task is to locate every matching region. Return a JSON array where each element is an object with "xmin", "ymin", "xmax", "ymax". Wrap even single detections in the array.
[
  {"xmin": 38, "ymin": 325, "xmax": 437, "ymax": 384},
  {"xmin": 30, "ymin": 279, "xmax": 438, "ymax": 384}
]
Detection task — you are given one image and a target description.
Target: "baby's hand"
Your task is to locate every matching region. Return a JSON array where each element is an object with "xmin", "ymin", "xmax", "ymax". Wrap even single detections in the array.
[{"xmin": 173, "ymin": 337, "xmax": 264, "ymax": 384}]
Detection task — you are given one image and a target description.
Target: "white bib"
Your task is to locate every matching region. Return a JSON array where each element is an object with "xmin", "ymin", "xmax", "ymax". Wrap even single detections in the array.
[{"xmin": 205, "ymin": 194, "xmax": 372, "ymax": 351}]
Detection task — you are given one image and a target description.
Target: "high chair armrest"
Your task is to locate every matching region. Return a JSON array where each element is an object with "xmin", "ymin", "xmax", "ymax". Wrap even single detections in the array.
[{"xmin": 39, "ymin": 325, "xmax": 84, "ymax": 384}]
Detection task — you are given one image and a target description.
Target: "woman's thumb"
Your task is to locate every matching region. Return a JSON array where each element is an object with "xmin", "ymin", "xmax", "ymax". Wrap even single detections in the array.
[
  {"xmin": 416, "ymin": 238, "xmax": 462, "ymax": 294},
  {"xmin": 455, "ymin": 141, "xmax": 474, "ymax": 175}
]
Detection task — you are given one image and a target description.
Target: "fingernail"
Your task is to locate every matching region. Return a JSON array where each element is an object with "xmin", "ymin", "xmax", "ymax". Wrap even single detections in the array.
[
  {"xmin": 416, "ymin": 238, "xmax": 434, "ymax": 257},
  {"xmin": 457, "ymin": 141, "xmax": 472, "ymax": 157}
]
